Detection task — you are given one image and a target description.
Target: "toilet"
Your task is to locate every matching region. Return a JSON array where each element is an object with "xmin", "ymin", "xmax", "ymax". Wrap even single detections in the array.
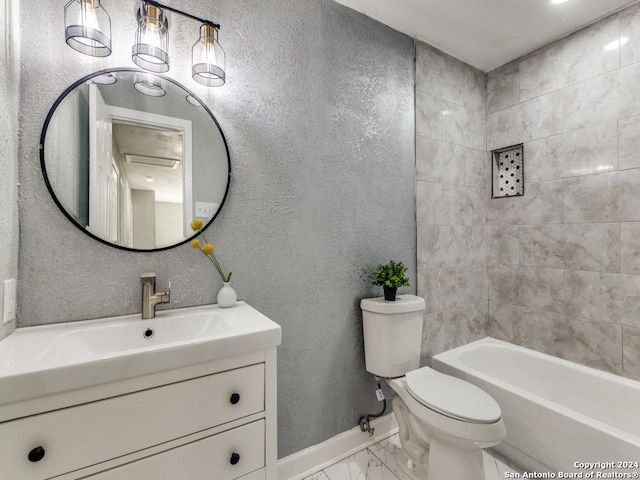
[{"xmin": 360, "ymin": 295, "xmax": 506, "ymax": 480}]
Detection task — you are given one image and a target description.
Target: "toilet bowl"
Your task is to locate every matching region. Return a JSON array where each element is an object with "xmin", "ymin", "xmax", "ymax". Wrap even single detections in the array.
[{"xmin": 360, "ymin": 295, "xmax": 506, "ymax": 480}]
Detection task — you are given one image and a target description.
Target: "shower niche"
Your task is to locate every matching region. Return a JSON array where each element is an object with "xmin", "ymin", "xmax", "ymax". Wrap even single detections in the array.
[{"xmin": 491, "ymin": 144, "xmax": 524, "ymax": 198}]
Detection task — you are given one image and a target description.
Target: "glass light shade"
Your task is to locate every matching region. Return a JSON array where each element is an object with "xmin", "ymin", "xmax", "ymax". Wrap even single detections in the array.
[
  {"xmin": 132, "ymin": 3, "xmax": 170, "ymax": 73},
  {"xmin": 192, "ymin": 24, "xmax": 225, "ymax": 87},
  {"xmin": 186, "ymin": 94, "xmax": 203, "ymax": 107},
  {"xmin": 64, "ymin": 0, "xmax": 112, "ymax": 57},
  {"xmin": 92, "ymin": 73, "xmax": 117, "ymax": 85},
  {"xmin": 133, "ymin": 72, "xmax": 166, "ymax": 97}
]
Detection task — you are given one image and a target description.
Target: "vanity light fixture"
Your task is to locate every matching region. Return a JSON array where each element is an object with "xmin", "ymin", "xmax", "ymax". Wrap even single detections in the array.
[
  {"xmin": 132, "ymin": 2, "xmax": 170, "ymax": 72},
  {"xmin": 192, "ymin": 23, "xmax": 225, "ymax": 87},
  {"xmin": 132, "ymin": 0, "xmax": 225, "ymax": 86},
  {"xmin": 65, "ymin": 0, "xmax": 226, "ymax": 87},
  {"xmin": 64, "ymin": 0, "xmax": 112, "ymax": 57}
]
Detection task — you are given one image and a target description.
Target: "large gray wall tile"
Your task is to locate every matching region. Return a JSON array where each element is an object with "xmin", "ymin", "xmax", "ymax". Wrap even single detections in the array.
[
  {"xmin": 488, "ymin": 180, "xmax": 563, "ymax": 225},
  {"xmin": 563, "ymin": 170, "xmax": 640, "ymax": 223},
  {"xmin": 487, "ymin": 90, "xmax": 563, "ymax": 150},
  {"xmin": 565, "ymin": 270, "xmax": 640, "ymax": 328},
  {"xmin": 519, "ymin": 16, "xmax": 620, "ymax": 102},
  {"xmin": 526, "ymin": 123, "xmax": 618, "ymax": 182},
  {"xmin": 416, "ymin": 43, "xmax": 486, "ymax": 113},
  {"xmin": 416, "ymin": 137, "xmax": 465, "ymax": 185},
  {"xmin": 519, "ymin": 224, "xmax": 620, "ymax": 272},
  {"xmin": 618, "ymin": 114, "xmax": 640, "ymax": 170},
  {"xmin": 621, "ymin": 222, "xmax": 640, "ymax": 274},
  {"xmin": 622, "ymin": 326, "xmax": 640, "ymax": 379},
  {"xmin": 487, "ymin": 264, "xmax": 564, "ymax": 313},
  {"xmin": 443, "ymin": 101, "xmax": 486, "ymax": 150},
  {"xmin": 487, "ymin": 226, "xmax": 520, "ymax": 265},
  {"xmin": 416, "ymin": 91, "xmax": 444, "ymax": 141},
  {"xmin": 517, "ymin": 306, "xmax": 622, "ymax": 375},
  {"xmin": 562, "ymin": 62, "xmax": 640, "ymax": 132},
  {"xmin": 620, "ymin": 4, "xmax": 640, "ymax": 67},
  {"xmin": 487, "ymin": 64, "xmax": 519, "ymax": 114},
  {"xmin": 421, "ymin": 303, "xmax": 488, "ymax": 364}
]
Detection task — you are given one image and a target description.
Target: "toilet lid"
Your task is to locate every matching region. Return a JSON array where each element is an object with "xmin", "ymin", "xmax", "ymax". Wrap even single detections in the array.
[{"xmin": 405, "ymin": 367, "xmax": 501, "ymax": 424}]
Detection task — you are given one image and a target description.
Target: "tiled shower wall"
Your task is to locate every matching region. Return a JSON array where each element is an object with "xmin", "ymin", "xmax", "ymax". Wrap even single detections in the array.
[
  {"xmin": 486, "ymin": 5, "xmax": 640, "ymax": 380},
  {"xmin": 415, "ymin": 42, "xmax": 489, "ymax": 362}
]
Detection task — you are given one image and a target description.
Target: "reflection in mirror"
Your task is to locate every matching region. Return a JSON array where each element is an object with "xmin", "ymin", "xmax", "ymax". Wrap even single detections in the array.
[{"xmin": 41, "ymin": 69, "xmax": 230, "ymax": 252}]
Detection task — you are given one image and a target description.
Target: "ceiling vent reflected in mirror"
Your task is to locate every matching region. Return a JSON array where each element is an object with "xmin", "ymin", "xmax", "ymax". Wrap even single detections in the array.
[{"xmin": 125, "ymin": 155, "xmax": 180, "ymax": 169}]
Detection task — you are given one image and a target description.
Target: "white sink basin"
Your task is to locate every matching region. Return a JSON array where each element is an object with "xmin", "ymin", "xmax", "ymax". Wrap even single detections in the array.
[
  {"xmin": 0, "ymin": 302, "xmax": 281, "ymax": 413},
  {"xmin": 49, "ymin": 310, "xmax": 232, "ymax": 358}
]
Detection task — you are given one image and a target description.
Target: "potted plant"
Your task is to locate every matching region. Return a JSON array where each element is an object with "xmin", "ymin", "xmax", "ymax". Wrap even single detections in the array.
[{"xmin": 372, "ymin": 260, "xmax": 410, "ymax": 301}]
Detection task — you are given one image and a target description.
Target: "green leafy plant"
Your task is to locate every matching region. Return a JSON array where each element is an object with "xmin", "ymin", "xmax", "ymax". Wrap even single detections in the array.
[{"xmin": 371, "ymin": 260, "xmax": 410, "ymax": 288}]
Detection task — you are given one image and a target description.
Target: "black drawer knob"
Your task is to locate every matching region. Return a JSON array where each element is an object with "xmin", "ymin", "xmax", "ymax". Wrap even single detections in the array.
[
  {"xmin": 28, "ymin": 446, "xmax": 46, "ymax": 463},
  {"xmin": 230, "ymin": 452, "xmax": 240, "ymax": 465},
  {"xmin": 230, "ymin": 393, "xmax": 240, "ymax": 405}
]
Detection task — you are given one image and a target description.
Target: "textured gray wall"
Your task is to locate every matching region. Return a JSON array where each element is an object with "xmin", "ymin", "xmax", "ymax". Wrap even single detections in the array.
[
  {"xmin": 16, "ymin": 0, "xmax": 415, "ymax": 457},
  {"xmin": 0, "ymin": 0, "xmax": 19, "ymax": 340}
]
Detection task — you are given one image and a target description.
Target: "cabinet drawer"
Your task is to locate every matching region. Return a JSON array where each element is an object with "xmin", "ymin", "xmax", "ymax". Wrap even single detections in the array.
[
  {"xmin": 84, "ymin": 419, "xmax": 265, "ymax": 480},
  {"xmin": 0, "ymin": 364, "xmax": 264, "ymax": 480}
]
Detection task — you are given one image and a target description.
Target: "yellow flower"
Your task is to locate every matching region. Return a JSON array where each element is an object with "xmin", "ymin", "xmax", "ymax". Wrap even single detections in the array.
[
  {"xmin": 190, "ymin": 219, "xmax": 203, "ymax": 231},
  {"xmin": 201, "ymin": 243, "xmax": 214, "ymax": 255},
  {"xmin": 191, "ymin": 239, "xmax": 200, "ymax": 248}
]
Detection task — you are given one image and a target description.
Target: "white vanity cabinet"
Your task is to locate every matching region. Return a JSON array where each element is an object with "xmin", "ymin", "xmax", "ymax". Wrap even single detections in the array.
[{"xmin": 0, "ymin": 348, "xmax": 278, "ymax": 480}]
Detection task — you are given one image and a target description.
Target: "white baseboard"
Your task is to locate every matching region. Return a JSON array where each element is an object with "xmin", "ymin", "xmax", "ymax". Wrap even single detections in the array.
[{"xmin": 277, "ymin": 413, "xmax": 398, "ymax": 480}]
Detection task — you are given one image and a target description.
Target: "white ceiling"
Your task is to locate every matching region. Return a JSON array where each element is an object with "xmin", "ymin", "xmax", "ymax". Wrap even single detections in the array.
[{"xmin": 333, "ymin": 0, "xmax": 640, "ymax": 72}]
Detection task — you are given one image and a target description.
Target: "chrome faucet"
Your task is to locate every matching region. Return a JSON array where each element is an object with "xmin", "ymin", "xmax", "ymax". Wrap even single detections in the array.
[{"xmin": 140, "ymin": 272, "xmax": 171, "ymax": 319}]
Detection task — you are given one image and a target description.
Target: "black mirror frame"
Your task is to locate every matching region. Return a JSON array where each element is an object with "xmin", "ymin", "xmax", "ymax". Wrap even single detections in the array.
[{"xmin": 39, "ymin": 67, "xmax": 231, "ymax": 253}]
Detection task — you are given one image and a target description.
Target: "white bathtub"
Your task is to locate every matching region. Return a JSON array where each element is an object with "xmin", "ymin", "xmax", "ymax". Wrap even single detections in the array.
[{"xmin": 432, "ymin": 337, "xmax": 640, "ymax": 475}]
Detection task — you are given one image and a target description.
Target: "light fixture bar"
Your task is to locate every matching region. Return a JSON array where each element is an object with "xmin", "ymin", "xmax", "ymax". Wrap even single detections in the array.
[{"xmin": 144, "ymin": 0, "xmax": 220, "ymax": 30}]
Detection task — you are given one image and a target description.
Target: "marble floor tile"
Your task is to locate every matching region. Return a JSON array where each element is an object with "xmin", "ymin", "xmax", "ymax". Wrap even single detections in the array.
[
  {"xmin": 367, "ymin": 434, "xmax": 412, "ymax": 480},
  {"xmin": 303, "ymin": 433, "xmax": 523, "ymax": 480},
  {"xmin": 303, "ymin": 472, "xmax": 331, "ymax": 480},
  {"xmin": 483, "ymin": 449, "xmax": 522, "ymax": 479},
  {"xmin": 323, "ymin": 448, "xmax": 401, "ymax": 480}
]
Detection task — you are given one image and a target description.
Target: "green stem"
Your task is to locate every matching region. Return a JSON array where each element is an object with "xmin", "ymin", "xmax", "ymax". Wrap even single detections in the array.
[
  {"xmin": 199, "ymin": 232, "xmax": 229, "ymax": 282},
  {"xmin": 205, "ymin": 254, "xmax": 226, "ymax": 281}
]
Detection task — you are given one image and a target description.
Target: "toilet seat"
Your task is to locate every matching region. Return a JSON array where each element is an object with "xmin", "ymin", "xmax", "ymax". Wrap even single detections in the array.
[{"xmin": 405, "ymin": 367, "xmax": 501, "ymax": 424}]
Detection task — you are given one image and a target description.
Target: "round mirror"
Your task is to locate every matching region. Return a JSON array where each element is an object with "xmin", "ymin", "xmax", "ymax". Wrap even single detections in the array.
[{"xmin": 40, "ymin": 68, "xmax": 230, "ymax": 252}]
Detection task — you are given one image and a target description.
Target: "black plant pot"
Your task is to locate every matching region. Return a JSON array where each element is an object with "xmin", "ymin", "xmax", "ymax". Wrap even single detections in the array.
[{"xmin": 383, "ymin": 285, "xmax": 397, "ymax": 301}]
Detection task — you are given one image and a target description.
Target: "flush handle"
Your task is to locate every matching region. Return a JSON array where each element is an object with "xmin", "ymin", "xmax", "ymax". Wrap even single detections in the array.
[
  {"xmin": 230, "ymin": 452, "xmax": 240, "ymax": 465},
  {"xmin": 28, "ymin": 446, "xmax": 46, "ymax": 463},
  {"xmin": 230, "ymin": 393, "xmax": 240, "ymax": 405}
]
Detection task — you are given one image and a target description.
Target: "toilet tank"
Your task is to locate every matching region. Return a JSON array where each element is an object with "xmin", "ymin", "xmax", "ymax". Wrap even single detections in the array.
[{"xmin": 360, "ymin": 295, "xmax": 426, "ymax": 378}]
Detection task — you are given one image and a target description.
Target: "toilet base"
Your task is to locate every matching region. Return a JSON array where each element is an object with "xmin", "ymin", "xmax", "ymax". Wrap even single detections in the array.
[
  {"xmin": 396, "ymin": 446, "xmax": 429, "ymax": 480},
  {"xmin": 392, "ymin": 393, "xmax": 493, "ymax": 480},
  {"xmin": 427, "ymin": 437, "xmax": 485, "ymax": 480},
  {"xmin": 395, "ymin": 434, "xmax": 487, "ymax": 480}
]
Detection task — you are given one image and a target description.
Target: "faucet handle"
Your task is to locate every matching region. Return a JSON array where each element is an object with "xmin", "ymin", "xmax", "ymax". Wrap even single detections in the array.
[{"xmin": 141, "ymin": 272, "xmax": 156, "ymax": 283}]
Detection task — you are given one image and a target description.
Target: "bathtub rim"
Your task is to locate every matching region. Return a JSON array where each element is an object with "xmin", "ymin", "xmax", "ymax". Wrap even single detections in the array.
[{"xmin": 432, "ymin": 337, "xmax": 640, "ymax": 449}]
